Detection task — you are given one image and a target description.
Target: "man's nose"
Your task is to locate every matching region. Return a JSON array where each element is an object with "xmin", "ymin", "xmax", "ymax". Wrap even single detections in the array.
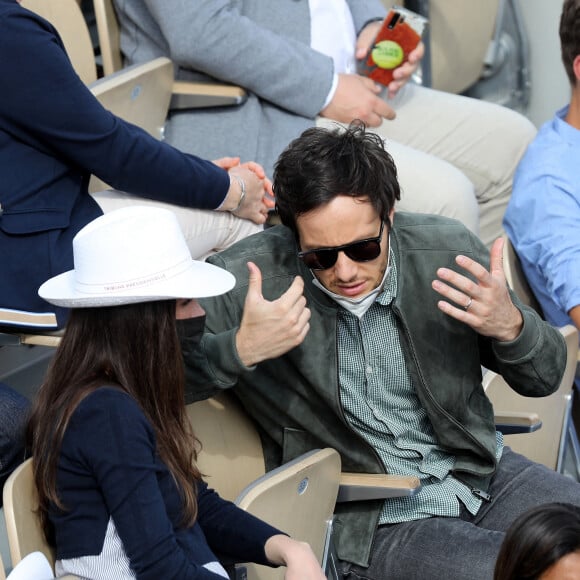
[{"xmin": 333, "ymin": 250, "xmax": 358, "ymax": 281}]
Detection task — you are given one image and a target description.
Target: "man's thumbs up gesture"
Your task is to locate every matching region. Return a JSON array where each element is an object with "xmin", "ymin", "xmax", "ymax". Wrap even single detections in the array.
[{"xmin": 235, "ymin": 262, "xmax": 311, "ymax": 366}]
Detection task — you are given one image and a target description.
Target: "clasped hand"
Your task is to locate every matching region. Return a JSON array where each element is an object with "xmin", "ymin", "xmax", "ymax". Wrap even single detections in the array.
[
  {"xmin": 431, "ymin": 238, "xmax": 523, "ymax": 342},
  {"xmin": 213, "ymin": 157, "xmax": 274, "ymax": 224}
]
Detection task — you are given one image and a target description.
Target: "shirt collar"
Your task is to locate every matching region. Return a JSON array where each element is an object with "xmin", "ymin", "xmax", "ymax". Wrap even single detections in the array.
[{"xmin": 553, "ymin": 105, "xmax": 580, "ymax": 147}]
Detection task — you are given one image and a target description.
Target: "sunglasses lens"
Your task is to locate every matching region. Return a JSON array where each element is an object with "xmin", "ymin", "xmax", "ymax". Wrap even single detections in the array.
[
  {"xmin": 301, "ymin": 249, "xmax": 338, "ymax": 270},
  {"xmin": 299, "ymin": 223, "xmax": 384, "ymax": 270},
  {"xmin": 345, "ymin": 240, "xmax": 381, "ymax": 262}
]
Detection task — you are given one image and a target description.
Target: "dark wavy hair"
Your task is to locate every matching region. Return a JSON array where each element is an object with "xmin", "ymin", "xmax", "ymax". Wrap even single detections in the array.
[
  {"xmin": 494, "ymin": 502, "xmax": 580, "ymax": 580},
  {"xmin": 560, "ymin": 0, "xmax": 580, "ymax": 85},
  {"xmin": 28, "ymin": 300, "xmax": 202, "ymax": 536},
  {"xmin": 273, "ymin": 122, "xmax": 401, "ymax": 235}
]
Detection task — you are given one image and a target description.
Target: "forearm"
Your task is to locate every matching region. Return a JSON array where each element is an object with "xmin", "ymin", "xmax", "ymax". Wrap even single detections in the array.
[
  {"xmin": 93, "ymin": 119, "xmax": 230, "ymax": 209},
  {"xmin": 198, "ymin": 483, "xmax": 281, "ymax": 566}
]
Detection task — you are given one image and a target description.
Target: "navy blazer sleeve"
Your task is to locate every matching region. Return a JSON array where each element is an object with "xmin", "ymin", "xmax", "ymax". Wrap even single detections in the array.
[{"xmin": 0, "ymin": 3, "xmax": 229, "ymax": 209}]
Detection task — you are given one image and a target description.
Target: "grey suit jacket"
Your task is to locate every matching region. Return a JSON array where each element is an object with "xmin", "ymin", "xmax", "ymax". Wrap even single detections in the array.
[{"xmin": 114, "ymin": 0, "xmax": 387, "ymax": 178}]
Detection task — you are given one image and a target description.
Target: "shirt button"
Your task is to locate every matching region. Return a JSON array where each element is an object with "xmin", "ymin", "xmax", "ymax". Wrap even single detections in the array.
[{"xmin": 366, "ymin": 366, "xmax": 373, "ymax": 375}]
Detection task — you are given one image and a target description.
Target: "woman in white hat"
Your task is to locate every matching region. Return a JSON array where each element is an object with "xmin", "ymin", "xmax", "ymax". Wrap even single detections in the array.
[{"xmin": 27, "ymin": 206, "xmax": 324, "ymax": 579}]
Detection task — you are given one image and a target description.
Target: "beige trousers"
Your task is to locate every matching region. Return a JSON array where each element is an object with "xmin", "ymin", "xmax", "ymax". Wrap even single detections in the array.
[
  {"xmin": 91, "ymin": 190, "xmax": 262, "ymax": 261},
  {"xmin": 319, "ymin": 83, "xmax": 537, "ymax": 248}
]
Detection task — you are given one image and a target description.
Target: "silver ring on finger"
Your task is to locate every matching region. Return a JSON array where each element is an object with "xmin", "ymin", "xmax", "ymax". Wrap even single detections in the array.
[{"xmin": 464, "ymin": 297, "xmax": 473, "ymax": 311}]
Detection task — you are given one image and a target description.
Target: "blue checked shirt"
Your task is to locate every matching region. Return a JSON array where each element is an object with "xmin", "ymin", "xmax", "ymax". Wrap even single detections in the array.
[{"xmin": 337, "ymin": 253, "xmax": 503, "ymax": 524}]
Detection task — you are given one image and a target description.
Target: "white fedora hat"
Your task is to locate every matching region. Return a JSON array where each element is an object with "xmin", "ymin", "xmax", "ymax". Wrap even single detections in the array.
[{"xmin": 39, "ymin": 206, "xmax": 235, "ymax": 308}]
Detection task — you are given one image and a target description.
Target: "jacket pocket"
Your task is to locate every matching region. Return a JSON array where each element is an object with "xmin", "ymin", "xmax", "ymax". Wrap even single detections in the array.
[
  {"xmin": 0, "ymin": 207, "xmax": 70, "ymax": 234},
  {"xmin": 282, "ymin": 427, "xmax": 321, "ymax": 464}
]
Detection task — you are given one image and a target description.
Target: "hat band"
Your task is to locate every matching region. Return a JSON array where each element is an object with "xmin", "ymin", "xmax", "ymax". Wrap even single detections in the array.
[{"xmin": 74, "ymin": 258, "xmax": 192, "ymax": 295}]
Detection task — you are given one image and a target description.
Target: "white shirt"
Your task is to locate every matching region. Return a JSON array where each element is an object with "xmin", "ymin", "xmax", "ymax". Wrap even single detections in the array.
[{"xmin": 309, "ymin": 0, "xmax": 357, "ymax": 107}]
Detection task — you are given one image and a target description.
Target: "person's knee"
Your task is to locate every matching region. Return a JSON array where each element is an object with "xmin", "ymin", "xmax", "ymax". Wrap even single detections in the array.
[{"xmin": 396, "ymin": 156, "xmax": 479, "ymax": 235}]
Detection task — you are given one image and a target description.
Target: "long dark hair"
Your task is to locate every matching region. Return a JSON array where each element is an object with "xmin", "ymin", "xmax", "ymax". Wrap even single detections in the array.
[
  {"xmin": 494, "ymin": 502, "xmax": 580, "ymax": 580},
  {"xmin": 28, "ymin": 300, "xmax": 201, "ymax": 534}
]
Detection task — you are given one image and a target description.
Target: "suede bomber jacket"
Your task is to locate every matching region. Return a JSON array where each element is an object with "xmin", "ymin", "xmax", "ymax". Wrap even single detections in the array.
[{"xmin": 183, "ymin": 212, "xmax": 566, "ymax": 567}]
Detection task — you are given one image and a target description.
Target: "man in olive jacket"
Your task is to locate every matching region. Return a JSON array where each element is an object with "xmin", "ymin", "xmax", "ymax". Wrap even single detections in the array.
[{"xmin": 183, "ymin": 125, "xmax": 579, "ymax": 580}]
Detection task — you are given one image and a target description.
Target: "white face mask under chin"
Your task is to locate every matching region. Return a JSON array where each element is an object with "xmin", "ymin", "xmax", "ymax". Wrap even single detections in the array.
[{"xmin": 311, "ymin": 249, "xmax": 392, "ymax": 319}]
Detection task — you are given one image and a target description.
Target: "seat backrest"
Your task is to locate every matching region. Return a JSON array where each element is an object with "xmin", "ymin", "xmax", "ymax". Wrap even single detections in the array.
[
  {"xmin": 428, "ymin": 0, "xmax": 501, "ymax": 93},
  {"xmin": 484, "ymin": 325, "xmax": 579, "ymax": 470},
  {"xmin": 2, "ymin": 459, "xmax": 55, "ymax": 570},
  {"xmin": 88, "ymin": 57, "xmax": 174, "ymax": 192},
  {"xmin": 89, "ymin": 57, "xmax": 173, "ymax": 140},
  {"xmin": 92, "ymin": 0, "xmax": 123, "ymax": 75},
  {"xmin": 185, "ymin": 392, "xmax": 266, "ymax": 502},
  {"xmin": 502, "ymin": 234, "xmax": 543, "ymax": 315},
  {"xmin": 236, "ymin": 448, "xmax": 341, "ymax": 580},
  {"xmin": 20, "ymin": 0, "xmax": 97, "ymax": 84}
]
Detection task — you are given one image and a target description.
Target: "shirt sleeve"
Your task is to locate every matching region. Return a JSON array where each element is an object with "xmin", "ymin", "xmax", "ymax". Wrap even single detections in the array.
[
  {"xmin": 512, "ymin": 175, "xmax": 580, "ymax": 316},
  {"xmin": 0, "ymin": 8, "xmax": 229, "ymax": 209}
]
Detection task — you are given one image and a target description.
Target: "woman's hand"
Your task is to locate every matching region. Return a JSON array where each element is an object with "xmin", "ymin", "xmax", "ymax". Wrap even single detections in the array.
[
  {"xmin": 264, "ymin": 535, "xmax": 326, "ymax": 579},
  {"xmin": 215, "ymin": 159, "xmax": 274, "ymax": 225}
]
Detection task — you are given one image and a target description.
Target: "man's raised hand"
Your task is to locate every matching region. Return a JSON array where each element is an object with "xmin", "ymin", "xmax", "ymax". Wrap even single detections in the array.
[{"xmin": 235, "ymin": 262, "xmax": 311, "ymax": 366}]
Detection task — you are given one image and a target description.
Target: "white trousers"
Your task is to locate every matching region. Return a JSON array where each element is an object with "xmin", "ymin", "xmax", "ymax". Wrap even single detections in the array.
[
  {"xmin": 91, "ymin": 190, "xmax": 262, "ymax": 260},
  {"xmin": 319, "ymin": 83, "xmax": 537, "ymax": 248}
]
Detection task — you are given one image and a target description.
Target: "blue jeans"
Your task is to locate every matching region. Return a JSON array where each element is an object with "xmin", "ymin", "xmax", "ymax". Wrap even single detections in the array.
[
  {"xmin": 339, "ymin": 447, "xmax": 580, "ymax": 580},
  {"xmin": 0, "ymin": 382, "xmax": 30, "ymax": 494}
]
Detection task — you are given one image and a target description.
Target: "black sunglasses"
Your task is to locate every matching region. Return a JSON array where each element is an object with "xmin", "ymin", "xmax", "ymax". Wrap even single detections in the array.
[{"xmin": 298, "ymin": 222, "xmax": 385, "ymax": 271}]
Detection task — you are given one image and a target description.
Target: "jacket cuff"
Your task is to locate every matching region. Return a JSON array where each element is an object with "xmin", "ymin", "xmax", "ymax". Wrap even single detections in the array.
[
  {"xmin": 205, "ymin": 328, "xmax": 256, "ymax": 384},
  {"xmin": 492, "ymin": 308, "xmax": 541, "ymax": 362}
]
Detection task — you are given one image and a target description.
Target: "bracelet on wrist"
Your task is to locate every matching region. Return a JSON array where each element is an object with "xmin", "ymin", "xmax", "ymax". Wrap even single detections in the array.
[{"xmin": 229, "ymin": 175, "xmax": 246, "ymax": 213}]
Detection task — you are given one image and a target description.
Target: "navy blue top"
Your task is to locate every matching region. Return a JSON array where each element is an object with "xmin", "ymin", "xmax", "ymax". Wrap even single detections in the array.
[
  {"xmin": 0, "ymin": 0, "xmax": 229, "ymax": 328},
  {"xmin": 50, "ymin": 387, "xmax": 281, "ymax": 579}
]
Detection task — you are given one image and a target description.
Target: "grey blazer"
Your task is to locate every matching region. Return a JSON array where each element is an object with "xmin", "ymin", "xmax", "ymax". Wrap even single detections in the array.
[{"xmin": 114, "ymin": 0, "xmax": 387, "ymax": 178}]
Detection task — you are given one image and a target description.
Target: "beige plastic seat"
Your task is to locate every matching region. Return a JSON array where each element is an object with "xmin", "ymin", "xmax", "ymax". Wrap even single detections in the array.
[
  {"xmin": 423, "ymin": 0, "xmax": 501, "ymax": 93},
  {"xmin": 2, "ymin": 460, "xmax": 80, "ymax": 579},
  {"xmin": 502, "ymin": 234, "xmax": 543, "ymax": 315},
  {"xmin": 500, "ymin": 233, "xmax": 580, "ymax": 474},
  {"xmin": 20, "ymin": 0, "xmax": 97, "ymax": 84},
  {"xmin": 485, "ymin": 325, "xmax": 579, "ymax": 472},
  {"xmin": 2, "ymin": 460, "xmax": 57, "ymax": 574},
  {"xmin": 92, "ymin": 0, "xmax": 247, "ymax": 109}
]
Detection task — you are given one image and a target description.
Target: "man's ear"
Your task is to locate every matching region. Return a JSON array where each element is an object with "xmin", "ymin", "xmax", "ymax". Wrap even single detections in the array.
[{"xmin": 573, "ymin": 54, "xmax": 580, "ymax": 85}]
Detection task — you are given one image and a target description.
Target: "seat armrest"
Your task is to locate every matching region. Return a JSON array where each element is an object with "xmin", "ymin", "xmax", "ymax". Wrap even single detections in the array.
[
  {"xmin": 170, "ymin": 81, "xmax": 247, "ymax": 110},
  {"xmin": 0, "ymin": 332, "xmax": 62, "ymax": 347},
  {"xmin": 337, "ymin": 473, "xmax": 421, "ymax": 502},
  {"xmin": 0, "ymin": 308, "xmax": 62, "ymax": 347},
  {"xmin": 495, "ymin": 411, "xmax": 542, "ymax": 435}
]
